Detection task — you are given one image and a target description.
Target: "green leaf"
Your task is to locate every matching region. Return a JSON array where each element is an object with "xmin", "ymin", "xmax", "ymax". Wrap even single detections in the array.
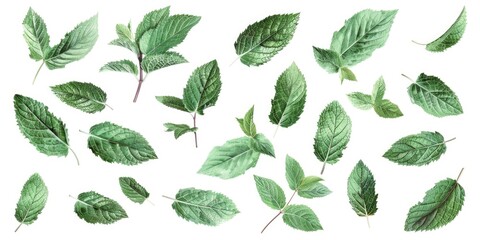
[
  {"xmin": 299, "ymin": 176, "xmax": 322, "ymax": 186},
  {"xmin": 164, "ymin": 123, "xmax": 197, "ymax": 139},
  {"xmin": 425, "ymin": 7, "xmax": 467, "ymax": 52},
  {"xmin": 371, "ymin": 77, "xmax": 386, "ymax": 104},
  {"xmin": 140, "ymin": 14, "xmax": 200, "ymax": 55},
  {"xmin": 374, "ymin": 99, "xmax": 403, "ymax": 118},
  {"xmin": 298, "ymin": 179, "xmax": 331, "ymax": 199},
  {"xmin": 405, "ymin": 177, "xmax": 464, "ymax": 231},
  {"xmin": 253, "ymin": 175, "xmax": 286, "ymax": 210},
  {"xmin": 269, "ymin": 63, "xmax": 307, "ymax": 128},
  {"xmin": 183, "ymin": 60, "xmax": 222, "ymax": 115},
  {"xmin": 14, "ymin": 173, "xmax": 48, "ymax": 232},
  {"xmin": 408, "ymin": 73, "xmax": 463, "ymax": 117},
  {"xmin": 312, "ymin": 47, "xmax": 342, "ymax": 73},
  {"xmin": 330, "ymin": 9, "xmax": 397, "ymax": 66},
  {"xmin": 285, "ymin": 155, "xmax": 305, "ymax": 191},
  {"xmin": 249, "ymin": 133, "xmax": 275, "ymax": 158},
  {"xmin": 87, "ymin": 122, "xmax": 157, "ymax": 165},
  {"xmin": 236, "ymin": 106, "xmax": 256, "ymax": 137},
  {"xmin": 198, "ymin": 137, "xmax": 260, "ymax": 179},
  {"xmin": 234, "ymin": 13, "xmax": 299, "ymax": 66},
  {"xmin": 339, "ymin": 67, "xmax": 356, "ymax": 83},
  {"xmin": 45, "ymin": 14, "xmax": 98, "ymax": 70},
  {"xmin": 347, "ymin": 92, "xmax": 373, "ymax": 110},
  {"xmin": 383, "ymin": 131, "xmax": 449, "ymax": 166},
  {"xmin": 74, "ymin": 191, "xmax": 128, "ymax": 224},
  {"xmin": 135, "ymin": 7, "xmax": 170, "ymax": 43},
  {"xmin": 314, "ymin": 101, "xmax": 352, "ymax": 173},
  {"xmin": 347, "ymin": 160, "xmax": 378, "ymax": 220},
  {"xmin": 100, "ymin": 60, "xmax": 138, "ymax": 76},
  {"xmin": 116, "ymin": 23, "xmax": 133, "ymax": 41},
  {"xmin": 119, "ymin": 177, "xmax": 150, "ymax": 204},
  {"xmin": 141, "ymin": 52, "xmax": 187, "ymax": 73},
  {"xmin": 14, "ymin": 95, "xmax": 71, "ymax": 158},
  {"xmin": 109, "ymin": 38, "xmax": 140, "ymax": 55},
  {"xmin": 171, "ymin": 188, "xmax": 239, "ymax": 226},
  {"xmin": 23, "ymin": 8, "xmax": 50, "ymax": 60},
  {"xmin": 282, "ymin": 204, "xmax": 322, "ymax": 231},
  {"xmin": 51, "ymin": 81, "xmax": 109, "ymax": 113},
  {"xmin": 156, "ymin": 96, "xmax": 188, "ymax": 112}
]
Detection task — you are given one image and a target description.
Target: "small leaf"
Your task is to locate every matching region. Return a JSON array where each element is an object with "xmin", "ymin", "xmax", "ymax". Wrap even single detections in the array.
[
  {"xmin": 299, "ymin": 176, "xmax": 322, "ymax": 186},
  {"xmin": 198, "ymin": 137, "xmax": 260, "ymax": 179},
  {"xmin": 340, "ymin": 67, "xmax": 356, "ymax": 83},
  {"xmin": 282, "ymin": 204, "xmax": 322, "ymax": 231},
  {"xmin": 236, "ymin": 105, "xmax": 256, "ymax": 137},
  {"xmin": 109, "ymin": 38, "xmax": 140, "ymax": 55},
  {"xmin": 119, "ymin": 177, "xmax": 150, "ymax": 204},
  {"xmin": 425, "ymin": 7, "xmax": 467, "ymax": 52},
  {"xmin": 347, "ymin": 160, "xmax": 378, "ymax": 219},
  {"xmin": 141, "ymin": 52, "xmax": 187, "ymax": 73},
  {"xmin": 253, "ymin": 175, "xmax": 286, "ymax": 210},
  {"xmin": 285, "ymin": 155, "xmax": 305, "ymax": 191},
  {"xmin": 14, "ymin": 173, "xmax": 48, "ymax": 232},
  {"xmin": 371, "ymin": 77, "xmax": 386, "ymax": 104},
  {"xmin": 164, "ymin": 123, "xmax": 197, "ymax": 139},
  {"xmin": 156, "ymin": 96, "xmax": 188, "ymax": 112},
  {"xmin": 170, "ymin": 188, "xmax": 239, "ymax": 226},
  {"xmin": 347, "ymin": 92, "xmax": 373, "ymax": 110},
  {"xmin": 87, "ymin": 122, "xmax": 157, "ymax": 165},
  {"xmin": 116, "ymin": 23, "xmax": 133, "ymax": 41},
  {"xmin": 298, "ymin": 179, "xmax": 331, "ymax": 199},
  {"xmin": 23, "ymin": 8, "xmax": 50, "ymax": 60},
  {"xmin": 408, "ymin": 73, "xmax": 463, "ymax": 117},
  {"xmin": 51, "ymin": 81, "xmax": 109, "ymax": 113},
  {"xmin": 234, "ymin": 13, "xmax": 299, "ymax": 66},
  {"xmin": 100, "ymin": 60, "xmax": 138, "ymax": 76},
  {"xmin": 312, "ymin": 47, "xmax": 342, "ymax": 73},
  {"xmin": 374, "ymin": 99, "xmax": 403, "ymax": 118},
  {"xmin": 249, "ymin": 133, "xmax": 275, "ymax": 158},
  {"xmin": 135, "ymin": 7, "xmax": 170, "ymax": 43},
  {"xmin": 74, "ymin": 191, "xmax": 128, "ymax": 224},
  {"xmin": 269, "ymin": 63, "xmax": 307, "ymax": 128}
]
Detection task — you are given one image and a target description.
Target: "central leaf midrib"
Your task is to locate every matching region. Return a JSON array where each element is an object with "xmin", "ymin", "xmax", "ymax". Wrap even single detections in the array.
[
  {"xmin": 339, "ymin": 16, "xmax": 388, "ymax": 57},
  {"xmin": 206, "ymin": 147, "xmax": 253, "ymax": 169},
  {"xmin": 89, "ymin": 130, "xmax": 147, "ymax": 152},
  {"xmin": 176, "ymin": 193, "xmax": 236, "ymax": 213}
]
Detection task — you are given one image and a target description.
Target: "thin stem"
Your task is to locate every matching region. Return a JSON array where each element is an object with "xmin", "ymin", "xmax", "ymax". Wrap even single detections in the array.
[
  {"xmin": 366, "ymin": 214, "xmax": 371, "ymax": 229},
  {"xmin": 104, "ymin": 103, "xmax": 114, "ymax": 111},
  {"xmin": 412, "ymin": 40, "xmax": 427, "ymax": 46},
  {"xmin": 229, "ymin": 56, "xmax": 240, "ymax": 67},
  {"xmin": 14, "ymin": 223, "xmax": 23, "ymax": 232},
  {"xmin": 456, "ymin": 168, "xmax": 464, "ymax": 182},
  {"xmin": 261, "ymin": 190, "xmax": 297, "ymax": 233},
  {"xmin": 32, "ymin": 61, "xmax": 45, "ymax": 85},
  {"xmin": 401, "ymin": 74, "xmax": 415, "ymax": 83},
  {"xmin": 69, "ymin": 147, "xmax": 80, "ymax": 166},
  {"xmin": 146, "ymin": 198, "xmax": 155, "ymax": 206},
  {"xmin": 321, "ymin": 161, "xmax": 327, "ymax": 175},
  {"xmin": 193, "ymin": 113, "xmax": 198, "ymax": 148},
  {"xmin": 273, "ymin": 124, "xmax": 280, "ymax": 138},
  {"xmin": 133, "ymin": 55, "xmax": 144, "ymax": 103},
  {"xmin": 162, "ymin": 195, "xmax": 176, "ymax": 201},
  {"xmin": 444, "ymin": 137, "xmax": 456, "ymax": 144},
  {"xmin": 285, "ymin": 190, "xmax": 297, "ymax": 206}
]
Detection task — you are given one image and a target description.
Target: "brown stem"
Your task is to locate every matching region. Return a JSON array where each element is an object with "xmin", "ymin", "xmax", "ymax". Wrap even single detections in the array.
[
  {"xmin": 261, "ymin": 190, "xmax": 297, "ymax": 233},
  {"xmin": 133, "ymin": 54, "xmax": 144, "ymax": 103},
  {"xmin": 193, "ymin": 113, "xmax": 198, "ymax": 148}
]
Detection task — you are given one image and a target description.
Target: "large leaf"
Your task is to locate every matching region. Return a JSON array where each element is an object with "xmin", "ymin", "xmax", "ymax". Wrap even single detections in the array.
[
  {"xmin": 383, "ymin": 131, "xmax": 449, "ymax": 166},
  {"xmin": 234, "ymin": 13, "xmax": 299, "ymax": 66},
  {"xmin": 135, "ymin": 7, "xmax": 170, "ymax": 43},
  {"xmin": 236, "ymin": 106, "xmax": 256, "ymax": 137},
  {"xmin": 347, "ymin": 160, "xmax": 378, "ymax": 224},
  {"xmin": 141, "ymin": 52, "xmax": 187, "ymax": 73},
  {"xmin": 425, "ymin": 7, "xmax": 467, "ymax": 52},
  {"xmin": 164, "ymin": 123, "xmax": 197, "ymax": 139},
  {"xmin": 74, "ymin": 191, "xmax": 128, "ymax": 224},
  {"xmin": 156, "ymin": 96, "xmax": 188, "ymax": 112},
  {"xmin": 312, "ymin": 47, "xmax": 342, "ymax": 73},
  {"xmin": 183, "ymin": 60, "xmax": 222, "ymax": 115},
  {"xmin": 109, "ymin": 38, "xmax": 139, "ymax": 55},
  {"xmin": 269, "ymin": 63, "xmax": 306, "ymax": 128},
  {"xmin": 14, "ymin": 173, "xmax": 48, "ymax": 232},
  {"xmin": 100, "ymin": 60, "xmax": 138, "ymax": 76},
  {"xmin": 407, "ymin": 73, "xmax": 463, "ymax": 117},
  {"xmin": 253, "ymin": 175, "xmax": 286, "ymax": 210},
  {"xmin": 282, "ymin": 204, "xmax": 322, "ymax": 231},
  {"xmin": 170, "ymin": 188, "xmax": 239, "ymax": 226},
  {"xmin": 285, "ymin": 155, "xmax": 305, "ymax": 191},
  {"xmin": 51, "ymin": 81, "xmax": 110, "ymax": 113},
  {"xmin": 45, "ymin": 15, "xmax": 98, "ymax": 69},
  {"xmin": 330, "ymin": 9, "xmax": 397, "ymax": 66},
  {"xmin": 87, "ymin": 122, "xmax": 157, "ymax": 165},
  {"xmin": 119, "ymin": 177, "xmax": 150, "ymax": 204},
  {"xmin": 198, "ymin": 137, "xmax": 260, "ymax": 179},
  {"xmin": 248, "ymin": 134, "xmax": 275, "ymax": 158},
  {"xmin": 23, "ymin": 8, "xmax": 50, "ymax": 60}
]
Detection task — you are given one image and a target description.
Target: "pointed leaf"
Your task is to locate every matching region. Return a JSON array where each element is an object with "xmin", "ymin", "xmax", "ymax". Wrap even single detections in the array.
[
  {"xmin": 135, "ymin": 7, "xmax": 170, "ymax": 43},
  {"xmin": 119, "ymin": 177, "xmax": 150, "ymax": 204},
  {"xmin": 425, "ymin": 7, "xmax": 467, "ymax": 52},
  {"xmin": 347, "ymin": 92, "xmax": 373, "ymax": 110},
  {"xmin": 74, "ymin": 191, "xmax": 128, "ymax": 224},
  {"xmin": 183, "ymin": 60, "xmax": 221, "ymax": 114},
  {"xmin": 15, "ymin": 173, "xmax": 48, "ymax": 231},
  {"xmin": 282, "ymin": 204, "xmax": 322, "ymax": 231},
  {"xmin": 253, "ymin": 175, "xmax": 286, "ymax": 210},
  {"xmin": 156, "ymin": 96, "xmax": 188, "ymax": 112},
  {"xmin": 51, "ymin": 81, "xmax": 109, "ymax": 113},
  {"xmin": 312, "ymin": 47, "xmax": 342, "ymax": 73},
  {"xmin": 236, "ymin": 106, "xmax": 256, "ymax": 137},
  {"xmin": 109, "ymin": 38, "xmax": 140, "ymax": 55},
  {"xmin": 285, "ymin": 155, "xmax": 305, "ymax": 191},
  {"xmin": 374, "ymin": 99, "xmax": 403, "ymax": 118},
  {"xmin": 23, "ymin": 8, "xmax": 50, "ymax": 60},
  {"xmin": 248, "ymin": 133, "xmax": 275, "ymax": 158},
  {"xmin": 164, "ymin": 123, "xmax": 197, "ymax": 139},
  {"xmin": 340, "ymin": 67, "xmax": 356, "ymax": 82},
  {"xmin": 371, "ymin": 77, "xmax": 386, "ymax": 104},
  {"xmin": 298, "ymin": 180, "xmax": 331, "ymax": 199},
  {"xmin": 116, "ymin": 23, "xmax": 133, "ymax": 41},
  {"xmin": 347, "ymin": 160, "xmax": 378, "ymax": 218},
  {"xmin": 141, "ymin": 52, "xmax": 187, "ymax": 73},
  {"xmin": 100, "ymin": 60, "xmax": 138, "ymax": 76}
]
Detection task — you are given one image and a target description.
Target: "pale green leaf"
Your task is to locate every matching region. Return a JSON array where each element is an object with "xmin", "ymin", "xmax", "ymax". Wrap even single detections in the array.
[
  {"xmin": 249, "ymin": 133, "xmax": 275, "ymax": 158},
  {"xmin": 236, "ymin": 106, "xmax": 256, "ymax": 137},
  {"xmin": 347, "ymin": 160, "xmax": 378, "ymax": 218},
  {"xmin": 347, "ymin": 92, "xmax": 373, "ymax": 110},
  {"xmin": 15, "ymin": 173, "xmax": 48, "ymax": 232},
  {"xmin": 141, "ymin": 52, "xmax": 187, "ymax": 73},
  {"xmin": 312, "ymin": 47, "xmax": 342, "ymax": 73},
  {"xmin": 74, "ymin": 191, "xmax": 128, "ymax": 224},
  {"xmin": 285, "ymin": 155, "xmax": 305, "ymax": 191},
  {"xmin": 164, "ymin": 123, "xmax": 197, "ymax": 139},
  {"xmin": 253, "ymin": 175, "xmax": 286, "ymax": 210},
  {"xmin": 156, "ymin": 96, "xmax": 188, "ymax": 112},
  {"xmin": 116, "ymin": 23, "xmax": 133, "ymax": 41},
  {"xmin": 282, "ymin": 204, "xmax": 322, "ymax": 231},
  {"xmin": 100, "ymin": 60, "xmax": 138, "ymax": 76},
  {"xmin": 51, "ymin": 81, "xmax": 109, "ymax": 113},
  {"xmin": 298, "ymin": 179, "xmax": 331, "ymax": 199},
  {"xmin": 23, "ymin": 8, "xmax": 50, "ymax": 60},
  {"xmin": 425, "ymin": 7, "xmax": 467, "ymax": 52},
  {"xmin": 135, "ymin": 7, "xmax": 170, "ymax": 43},
  {"xmin": 109, "ymin": 38, "xmax": 140, "ymax": 55},
  {"xmin": 119, "ymin": 177, "xmax": 150, "ymax": 204},
  {"xmin": 371, "ymin": 77, "xmax": 386, "ymax": 104},
  {"xmin": 374, "ymin": 99, "xmax": 403, "ymax": 118},
  {"xmin": 183, "ymin": 60, "xmax": 221, "ymax": 115},
  {"xmin": 340, "ymin": 67, "xmax": 356, "ymax": 83}
]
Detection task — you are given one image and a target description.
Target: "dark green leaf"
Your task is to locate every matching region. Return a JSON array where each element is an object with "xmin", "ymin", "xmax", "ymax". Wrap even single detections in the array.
[
  {"xmin": 183, "ymin": 60, "xmax": 221, "ymax": 115},
  {"xmin": 347, "ymin": 160, "xmax": 378, "ymax": 219},
  {"xmin": 135, "ymin": 7, "xmax": 170, "ymax": 43},
  {"xmin": 51, "ymin": 81, "xmax": 109, "ymax": 113},
  {"xmin": 119, "ymin": 177, "xmax": 150, "ymax": 204},
  {"xmin": 74, "ymin": 191, "xmax": 128, "ymax": 224},
  {"xmin": 253, "ymin": 175, "xmax": 286, "ymax": 210}
]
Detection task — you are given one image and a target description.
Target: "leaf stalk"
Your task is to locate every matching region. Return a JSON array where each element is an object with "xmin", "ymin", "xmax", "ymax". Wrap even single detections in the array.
[
  {"xmin": 261, "ymin": 190, "xmax": 297, "ymax": 233},
  {"xmin": 193, "ymin": 113, "xmax": 198, "ymax": 148},
  {"xmin": 32, "ymin": 61, "xmax": 45, "ymax": 85},
  {"xmin": 133, "ymin": 54, "xmax": 144, "ymax": 103}
]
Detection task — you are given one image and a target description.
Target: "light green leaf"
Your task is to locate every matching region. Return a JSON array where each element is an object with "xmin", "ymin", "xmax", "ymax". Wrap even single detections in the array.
[
  {"xmin": 236, "ymin": 106, "xmax": 256, "ymax": 137},
  {"xmin": 116, "ymin": 23, "xmax": 133, "ymax": 41},
  {"xmin": 51, "ymin": 81, "xmax": 110, "ymax": 113},
  {"xmin": 74, "ymin": 191, "xmax": 128, "ymax": 224},
  {"xmin": 285, "ymin": 155, "xmax": 305, "ymax": 191},
  {"xmin": 371, "ymin": 77, "xmax": 386, "ymax": 104},
  {"xmin": 135, "ymin": 7, "xmax": 170, "ymax": 43},
  {"xmin": 100, "ymin": 60, "xmax": 138, "ymax": 76},
  {"xmin": 347, "ymin": 92, "xmax": 373, "ymax": 110},
  {"xmin": 347, "ymin": 160, "xmax": 378, "ymax": 221},
  {"xmin": 14, "ymin": 173, "xmax": 48, "ymax": 232},
  {"xmin": 253, "ymin": 175, "xmax": 286, "ymax": 210},
  {"xmin": 408, "ymin": 73, "xmax": 463, "ymax": 117},
  {"xmin": 119, "ymin": 177, "xmax": 150, "ymax": 204},
  {"xmin": 312, "ymin": 47, "xmax": 342, "ymax": 73},
  {"xmin": 23, "ymin": 8, "xmax": 50, "ymax": 61},
  {"xmin": 300, "ymin": 176, "xmax": 322, "ymax": 186},
  {"xmin": 340, "ymin": 67, "xmax": 356, "ymax": 83},
  {"xmin": 249, "ymin": 133, "xmax": 275, "ymax": 158},
  {"xmin": 383, "ymin": 131, "xmax": 450, "ymax": 166},
  {"xmin": 198, "ymin": 137, "xmax": 260, "ymax": 179},
  {"xmin": 87, "ymin": 122, "xmax": 157, "ymax": 165},
  {"xmin": 282, "ymin": 204, "xmax": 322, "ymax": 231},
  {"xmin": 269, "ymin": 63, "xmax": 307, "ymax": 128},
  {"xmin": 425, "ymin": 7, "xmax": 467, "ymax": 52},
  {"xmin": 109, "ymin": 38, "xmax": 140, "ymax": 55},
  {"xmin": 171, "ymin": 188, "xmax": 239, "ymax": 226},
  {"xmin": 183, "ymin": 60, "xmax": 221, "ymax": 115},
  {"xmin": 330, "ymin": 9, "xmax": 397, "ymax": 66},
  {"xmin": 164, "ymin": 123, "xmax": 197, "ymax": 139},
  {"xmin": 234, "ymin": 13, "xmax": 299, "ymax": 66},
  {"xmin": 156, "ymin": 96, "xmax": 188, "ymax": 112},
  {"xmin": 141, "ymin": 52, "xmax": 187, "ymax": 73},
  {"xmin": 298, "ymin": 179, "xmax": 331, "ymax": 199},
  {"xmin": 45, "ymin": 14, "xmax": 98, "ymax": 69},
  {"xmin": 374, "ymin": 99, "xmax": 403, "ymax": 118}
]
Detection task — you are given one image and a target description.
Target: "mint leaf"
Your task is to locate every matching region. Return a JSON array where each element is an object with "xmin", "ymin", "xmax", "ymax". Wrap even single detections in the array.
[
  {"xmin": 282, "ymin": 205, "xmax": 322, "ymax": 231},
  {"xmin": 100, "ymin": 60, "xmax": 138, "ymax": 76},
  {"xmin": 249, "ymin": 134, "xmax": 275, "ymax": 158},
  {"xmin": 269, "ymin": 63, "xmax": 306, "ymax": 129},
  {"xmin": 297, "ymin": 179, "xmax": 331, "ymax": 199},
  {"xmin": 156, "ymin": 96, "xmax": 188, "ymax": 112},
  {"xmin": 116, "ymin": 23, "xmax": 133, "ymax": 41},
  {"xmin": 424, "ymin": 7, "xmax": 467, "ymax": 52},
  {"xmin": 74, "ymin": 191, "xmax": 128, "ymax": 224},
  {"xmin": 237, "ymin": 105, "xmax": 256, "ymax": 137},
  {"xmin": 23, "ymin": 8, "xmax": 50, "ymax": 61},
  {"xmin": 51, "ymin": 81, "xmax": 111, "ymax": 113},
  {"xmin": 374, "ymin": 99, "xmax": 403, "ymax": 118},
  {"xmin": 347, "ymin": 92, "xmax": 373, "ymax": 110},
  {"xmin": 183, "ymin": 60, "xmax": 221, "ymax": 114},
  {"xmin": 14, "ymin": 173, "xmax": 48, "ymax": 232},
  {"xmin": 285, "ymin": 155, "xmax": 305, "ymax": 191},
  {"xmin": 347, "ymin": 160, "xmax": 378, "ymax": 227},
  {"xmin": 254, "ymin": 175, "xmax": 286, "ymax": 210},
  {"xmin": 86, "ymin": 122, "xmax": 157, "ymax": 165},
  {"xmin": 164, "ymin": 123, "xmax": 197, "ymax": 139},
  {"xmin": 234, "ymin": 13, "xmax": 299, "ymax": 66},
  {"xmin": 141, "ymin": 52, "xmax": 187, "ymax": 73},
  {"xmin": 371, "ymin": 77, "xmax": 386, "ymax": 105},
  {"xmin": 135, "ymin": 7, "xmax": 170, "ymax": 43},
  {"xmin": 109, "ymin": 38, "xmax": 140, "ymax": 55},
  {"xmin": 312, "ymin": 47, "xmax": 342, "ymax": 73},
  {"xmin": 119, "ymin": 177, "xmax": 150, "ymax": 204},
  {"xmin": 339, "ymin": 67, "xmax": 357, "ymax": 83}
]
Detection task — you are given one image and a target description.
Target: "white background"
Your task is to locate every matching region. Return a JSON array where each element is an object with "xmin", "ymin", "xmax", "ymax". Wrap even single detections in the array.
[{"xmin": 1, "ymin": 0, "xmax": 478, "ymax": 239}]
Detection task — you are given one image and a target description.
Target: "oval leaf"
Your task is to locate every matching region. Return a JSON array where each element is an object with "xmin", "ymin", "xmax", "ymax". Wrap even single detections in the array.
[
  {"xmin": 23, "ymin": 8, "xmax": 50, "ymax": 60},
  {"xmin": 100, "ymin": 60, "xmax": 138, "ymax": 76},
  {"xmin": 298, "ymin": 180, "xmax": 331, "ymax": 199},
  {"xmin": 282, "ymin": 204, "xmax": 322, "ymax": 231},
  {"xmin": 347, "ymin": 92, "xmax": 373, "ymax": 110},
  {"xmin": 15, "ymin": 173, "xmax": 48, "ymax": 232},
  {"xmin": 74, "ymin": 191, "xmax": 128, "ymax": 224},
  {"xmin": 142, "ymin": 52, "xmax": 187, "ymax": 73},
  {"xmin": 164, "ymin": 123, "xmax": 197, "ymax": 139},
  {"xmin": 425, "ymin": 7, "xmax": 467, "ymax": 52},
  {"xmin": 312, "ymin": 47, "xmax": 342, "ymax": 73},
  {"xmin": 183, "ymin": 60, "xmax": 222, "ymax": 114},
  {"xmin": 374, "ymin": 99, "xmax": 403, "ymax": 118},
  {"xmin": 347, "ymin": 160, "xmax": 378, "ymax": 220},
  {"xmin": 135, "ymin": 7, "xmax": 170, "ymax": 43},
  {"xmin": 285, "ymin": 155, "xmax": 305, "ymax": 191},
  {"xmin": 253, "ymin": 175, "xmax": 286, "ymax": 210},
  {"xmin": 156, "ymin": 96, "xmax": 188, "ymax": 112},
  {"xmin": 119, "ymin": 177, "xmax": 150, "ymax": 204},
  {"xmin": 248, "ymin": 133, "xmax": 275, "ymax": 158},
  {"xmin": 51, "ymin": 81, "xmax": 110, "ymax": 113}
]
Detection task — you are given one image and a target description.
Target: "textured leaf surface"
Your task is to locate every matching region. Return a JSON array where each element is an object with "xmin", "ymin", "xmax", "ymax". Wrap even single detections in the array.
[
  {"xmin": 100, "ymin": 60, "xmax": 138, "ymax": 76},
  {"xmin": 298, "ymin": 179, "xmax": 331, "ymax": 199},
  {"xmin": 347, "ymin": 92, "xmax": 373, "ymax": 110},
  {"xmin": 234, "ymin": 13, "xmax": 299, "ymax": 66},
  {"xmin": 254, "ymin": 175, "xmax": 286, "ymax": 210},
  {"xmin": 171, "ymin": 188, "xmax": 239, "ymax": 226},
  {"xmin": 156, "ymin": 96, "xmax": 188, "ymax": 112},
  {"xmin": 51, "ymin": 81, "xmax": 108, "ymax": 113},
  {"xmin": 119, "ymin": 177, "xmax": 150, "ymax": 204},
  {"xmin": 15, "ymin": 173, "xmax": 48, "ymax": 231},
  {"xmin": 198, "ymin": 137, "xmax": 260, "ymax": 179},
  {"xmin": 408, "ymin": 73, "xmax": 463, "ymax": 117},
  {"xmin": 426, "ymin": 7, "xmax": 467, "ymax": 52},
  {"xmin": 374, "ymin": 99, "xmax": 403, "ymax": 118},
  {"xmin": 282, "ymin": 204, "xmax": 322, "ymax": 231},
  {"xmin": 383, "ymin": 131, "xmax": 448, "ymax": 166},
  {"xmin": 109, "ymin": 38, "xmax": 139, "ymax": 55},
  {"xmin": 87, "ymin": 122, "xmax": 157, "ymax": 165},
  {"xmin": 237, "ymin": 106, "xmax": 256, "ymax": 137},
  {"xmin": 23, "ymin": 8, "xmax": 50, "ymax": 60},
  {"xmin": 285, "ymin": 155, "xmax": 305, "ymax": 191},
  {"xmin": 74, "ymin": 191, "xmax": 127, "ymax": 224},
  {"xmin": 312, "ymin": 47, "xmax": 342, "ymax": 73},
  {"xmin": 164, "ymin": 123, "xmax": 197, "ymax": 139},
  {"xmin": 347, "ymin": 160, "xmax": 378, "ymax": 217},
  {"xmin": 249, "ymin": 134, "xmax": 275, "ymax": 158},
  {"xmin": 340, "ymin": 67, "xmax": 357, "ymax": 82},
  {"xmin": 183, "ymin": 60, "xmax": 221, "ymax": 114},
  {"xmin": 116, "ymin": 23, "xmax": 133, "ymax": 41},
  {"xmin": 372, "ymin": 77, "xmax": 386, "ymax": 105},
  {"xmin": 142, "ymin": 52, "xmax": 187, "ymax": 73},
  {"xmin": 269, "ymin": 63, "xmax": 306, "ymax": 128},
  {"xmin": 135, "ymin": 7, "xmax": 170, "ymax": 43}
]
